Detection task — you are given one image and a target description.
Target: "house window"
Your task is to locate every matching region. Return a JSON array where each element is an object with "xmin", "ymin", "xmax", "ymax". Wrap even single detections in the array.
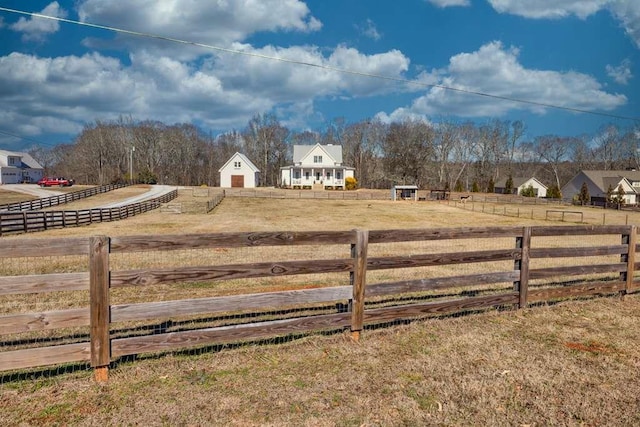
[
  {"xmin": 326, "ymin": 172, "xmax": 331, "ymax": 179},
  {"xmin": 313, "ymin": 155, "xmax": 322, "ymax": 163},
  {"xmin": 294, "ymin": 171, "xmax": 300, "ymax": 179},
  {"xmin": 336, "ymin": 171, "xmax": 342, "ymax": 180},
  {"xmin": 234, "ymin": 161, "xmax": 241, "ymax": 168},
  {"xmin": 8, "ymin": 157, "xmax": 15, "ymax": 165},
  {"xmin": 305, "ymin": 172, "xmax": 310, "ymax": 180}
]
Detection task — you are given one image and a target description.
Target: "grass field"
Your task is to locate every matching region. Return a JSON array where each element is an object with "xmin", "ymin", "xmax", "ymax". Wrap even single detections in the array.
[{"xmin": 1, "ymin": 189, "xmax": 640, "ymax": 426}]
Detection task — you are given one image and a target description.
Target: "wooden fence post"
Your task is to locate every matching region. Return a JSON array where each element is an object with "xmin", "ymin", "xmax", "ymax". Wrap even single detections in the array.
[
  {"xmin": 350, "ymin": 229, "xmax": 369, "ymax": 341},
  {"xmin": 514, "ymin": 227, "xmax": 531, "ymax": 309},
  {"xmin": 90, "ymin": 236, "xmax": 110, "ymax": 382},
  {"xmin": 621, "ymin": 226, "xmax": 637, "ymax": 297}
]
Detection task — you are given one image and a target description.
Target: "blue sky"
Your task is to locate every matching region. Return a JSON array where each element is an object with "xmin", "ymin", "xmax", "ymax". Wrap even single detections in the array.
[{"xmin": 0, "ymin": 0, "xmax": 639, "ymax": 151}]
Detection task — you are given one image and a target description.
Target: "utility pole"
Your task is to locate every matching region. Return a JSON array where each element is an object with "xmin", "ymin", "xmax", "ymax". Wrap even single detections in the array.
[{"xmin": 129, "ymin": 146, "xmax": 135, "ymax": 183}]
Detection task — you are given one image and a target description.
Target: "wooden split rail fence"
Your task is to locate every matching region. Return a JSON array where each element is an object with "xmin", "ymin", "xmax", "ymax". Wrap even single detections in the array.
[
  {"xmin": 0, "ymin": 190, "xmax": 178, "ymax": 235},
  {"xmin": 0, "ymin": 183, "xmax": 129, "ymax": 212},
  {"xmin": 0, "ymin": 225, "xmax": 637, "ymax": 381}
]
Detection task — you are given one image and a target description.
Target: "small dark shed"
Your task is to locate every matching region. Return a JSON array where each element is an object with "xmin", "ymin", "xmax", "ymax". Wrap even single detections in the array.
[{"xmin": 391, "ymin": 185, "xmax": 419, "ymax": 201}]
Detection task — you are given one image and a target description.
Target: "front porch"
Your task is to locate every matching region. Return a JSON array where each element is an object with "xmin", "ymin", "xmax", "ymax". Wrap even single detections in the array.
[{"xmin": 286, "ymin": 167, "xmax": 346, "ymax": 190}]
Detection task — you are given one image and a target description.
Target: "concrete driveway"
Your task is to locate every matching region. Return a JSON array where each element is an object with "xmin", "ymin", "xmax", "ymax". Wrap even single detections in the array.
[
  {"xmin": 97, "ymin": 185, "xmax": 177, "ymax": 208},
  {"xmin": 0, "ymin": 184, "xmax": 64, "ymax": 198}
]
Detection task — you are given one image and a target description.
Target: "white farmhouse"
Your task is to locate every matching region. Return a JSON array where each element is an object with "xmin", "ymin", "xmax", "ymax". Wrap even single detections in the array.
[
  {"xmin": 218, "ymin": 152, "xmax": 260, "ymax": 188},
  {"xmin": 280, "ymin": 143, "xmax": 355, "ymax": 190},
  {"xmin": 0, "ymin": 150, "xmax": 44, "ymax": 184},
  {"xmin": 494, "ymin": 176, "xmax": 548, "ymax": 197}
]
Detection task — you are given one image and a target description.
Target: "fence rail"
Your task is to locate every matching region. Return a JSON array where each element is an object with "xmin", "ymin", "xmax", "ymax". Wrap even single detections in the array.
[
  {"xmin": 224, "ymin": 188, "xmax": 391, "ymax": 200},
  {"xmin": 0, "ymin": 183, "xmax": 129, "ymax": 212},
  {"xmin": 0, "ymin": 190, "xmax": 178, "ymax": 236},
  {"xmin": 0, "ymin": 224, "xmax": 637, "ymax": 380}
]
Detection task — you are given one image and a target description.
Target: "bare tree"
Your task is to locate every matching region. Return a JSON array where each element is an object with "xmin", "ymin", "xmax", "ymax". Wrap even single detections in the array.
[
  {"xmin": 243, "ymin": 113, "xmax": 290, "ymax": 187},
  {"xmin": 533, "ymin": 135, "xmax": 575, "ymax": 190},
  {"xmin": 382, "ymin": 120, "xmax": 435, "ymax": 186}
]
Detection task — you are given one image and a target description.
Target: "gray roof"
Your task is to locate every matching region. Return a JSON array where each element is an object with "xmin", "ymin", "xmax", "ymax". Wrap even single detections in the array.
[
  {"xmin": 0, "ymin": 150, "xmax": 44, "ymax": 169},
  {"xmin": 494, "ymin": 176, "xmax": 546, "ymax": 189},
  {"xmin": 292, "ymin": 144, "xmax": 343, "ymax": 165},
  {"xmin": 581, "ymin": 170, "xmax": 640, "ymax": 191}
]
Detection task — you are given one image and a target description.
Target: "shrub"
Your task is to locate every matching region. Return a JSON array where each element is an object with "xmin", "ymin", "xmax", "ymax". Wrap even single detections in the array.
[
  {"xmin": 546, "ymin": 184, "xmax": 561, "ymax": 199},
  {"xmin": 345, "ymin": 176, "xmax": 357, "ymax": 190},
  {"xmin": 520, "ymin": 184, "xmax": 536, "ymax": 197}
]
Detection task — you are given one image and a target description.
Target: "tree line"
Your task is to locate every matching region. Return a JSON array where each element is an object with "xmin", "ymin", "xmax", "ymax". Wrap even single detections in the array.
[{"xmin": 30, "ymin": 114, "xmax": 639, "ymax": 196}]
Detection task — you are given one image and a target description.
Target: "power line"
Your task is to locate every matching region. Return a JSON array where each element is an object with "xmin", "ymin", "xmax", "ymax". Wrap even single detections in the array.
[
  {"xmin": 0, "ymin": 129, "xmax": 58, "ymax": 147},
  {"xmin": 0, "ymin": 6, "xmax": 639, "ymax": 124}
]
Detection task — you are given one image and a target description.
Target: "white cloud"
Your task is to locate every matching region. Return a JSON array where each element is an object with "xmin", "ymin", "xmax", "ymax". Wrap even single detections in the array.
[
  {"xmin": 358, "ymin": 19, "xmax": 382, "ymax": 41},
  {"xmin": 609, "ymin": 0, "xmax": 640, "ymax": 48},
  {"xmin": 487, "ymin": 0, "xmax": 608, "ymax": 19},
  {"xmin": 10, "ymin": 2, "xmax": 67, "ymax": 42},
  {"xmin": 77, "ymin": 0, "xmax": 321, "ymax": 57},
  {"xmin": 606, "ymin": 59, "xmax": 633, "ymax": 84},
  {"xmin": 487, "ymin": 0, "xmax": 640, "ymax": 48},
  {"xmin": 375, "ymin": 109, "xmax": 431, "ymax": 124},
  {"xmin": 426, "ymin": 0, "xmax": 471, "ymax": 7},
  {"xmin": 0, "ymin": 40, "xmax": 411, "ymax": 140},
  {"xmin": 381, "ymin": 41, "xmax": 626, "ymax": 119}
]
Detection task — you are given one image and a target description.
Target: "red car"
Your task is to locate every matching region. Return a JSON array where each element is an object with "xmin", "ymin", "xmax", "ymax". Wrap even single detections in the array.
[{"xmin": 37, "ymin": 177, "xmax": 74, "ymax": 187}]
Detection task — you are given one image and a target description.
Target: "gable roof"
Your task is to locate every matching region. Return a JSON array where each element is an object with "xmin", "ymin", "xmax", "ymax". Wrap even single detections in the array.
[
  {"xmin": 218, "ymin": 152, "xmax": 260, "ymax": 173},
  {"xmin": 495, "ymin": 176, "xmax": 547, "ymax": 189},
  {"xmin": 293, "ymin": 144, "xmax": 343, "ymax": 164},
  {"xmin": 579, "ymin": 170, "xmax": 640, "ymax": 192},
  {"xmin": 0, "ymin": 150, "xmax": 44, "ymax": 169}
]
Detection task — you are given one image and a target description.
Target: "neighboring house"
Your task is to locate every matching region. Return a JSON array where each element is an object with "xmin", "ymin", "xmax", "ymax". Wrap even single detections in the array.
[
  {"xmin": 280, "ymin": 143, "xmax": 355, "ymax": 190},
  {"xmin": 218, "ymin": 152, "xmax": 260, "ymax": 188},
  {"xmin": 561, "ymin": 170, "xmax": 640, "ymax": 205},
  {"xmin": 0, "ymin": 150, "xmax": 44, "ymax": 184},
  {"xmin": 494, "ymin": 176, "xmax": 548, "ymax": 198}
]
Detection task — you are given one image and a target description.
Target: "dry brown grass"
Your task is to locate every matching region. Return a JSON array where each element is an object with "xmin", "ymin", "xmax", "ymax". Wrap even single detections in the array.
[
  {"xmin": 0, "ymin": 189, "xmax": 37, "ymax": 205},
  {"xmin": 2, "ymin": 190, "xmax": 640, "ymax": 426},
  {"xmin": 1, "ymin": 296, "xmax": 639, "ymax": 426}
]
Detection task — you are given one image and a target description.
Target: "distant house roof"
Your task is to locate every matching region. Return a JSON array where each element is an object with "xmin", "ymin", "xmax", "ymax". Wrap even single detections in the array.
[
  {"xmin": 292, "ymin": 144, "xmax": 343, "ymax": 165},
  {"xmin": 580, "ymin": 170, "xmax": 640, "ymax": 192},
  {"xmin": 0, "ymin": 150, "xmax": 44, "ymax": 169},
  {"xmin": 495, "ymin": 176, "xmax": 547, "ymax": 189},
  {"xmin": 217, "ymin": 152, "xmax": 260, "ymax": 173}
]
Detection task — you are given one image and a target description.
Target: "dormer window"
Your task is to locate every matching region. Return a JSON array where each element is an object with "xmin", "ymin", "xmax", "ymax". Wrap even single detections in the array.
[{"xmin": 313, "ymin": 155, "xmax": 322, "ymax": 163}]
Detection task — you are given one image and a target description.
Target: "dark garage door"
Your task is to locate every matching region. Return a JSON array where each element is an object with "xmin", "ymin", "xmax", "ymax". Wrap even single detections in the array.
[{"xmin": 231, "ymin": 175, "xmax": 244, "ymax": 188}]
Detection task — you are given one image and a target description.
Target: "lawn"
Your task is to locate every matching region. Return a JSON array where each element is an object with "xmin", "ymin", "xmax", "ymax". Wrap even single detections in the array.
[{"xmin": 1, "ymin": 190, "xmax": 639, "ymax": 426}]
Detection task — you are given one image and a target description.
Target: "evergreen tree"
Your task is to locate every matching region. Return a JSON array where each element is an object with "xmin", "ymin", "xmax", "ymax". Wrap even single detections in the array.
[
  {"xmin": 606, "ymin": 184, "xmax": 614, "ymax": 207},
  {"xmin": 578, "ymin": 182, "xmax": 590, "ymax": 206},
  {"xmin": 471, "ymin": 180, "xmax": 480, "ymax": 192},
  {"xmin": 504, "ymin": 175, "xmax": 514, "ymax": 195},
  {"xmin": 486, "ymin": 177, "xmax": 495, "ymax": 193},
  {"xmin": 454, "ymin": 180, "xmax": 464, "ymax": 192},
  {"xmin": 616, "ymin": 184, "xmax": 626, "ymax": 208},
  {"xmin": 546, "ymin": 184, "xmax": 561, "ymax": 199}
]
